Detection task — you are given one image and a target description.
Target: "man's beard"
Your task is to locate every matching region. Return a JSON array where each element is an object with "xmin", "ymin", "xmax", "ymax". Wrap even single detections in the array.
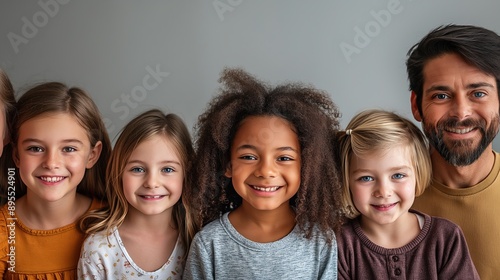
[{"xmin": 422, "ymin": 115, "xmax": 499, "ymax": 166}]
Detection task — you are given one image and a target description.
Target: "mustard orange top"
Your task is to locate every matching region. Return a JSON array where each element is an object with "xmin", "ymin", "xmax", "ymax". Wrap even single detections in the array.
[{"xmin": 0, "ymin": 199, "xmax": 104, "ymax": 279}]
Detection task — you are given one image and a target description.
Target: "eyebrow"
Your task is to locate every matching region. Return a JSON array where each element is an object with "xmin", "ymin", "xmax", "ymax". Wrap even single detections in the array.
[
  {"xmin": 21, "ymin": 138, "xmax": 84, "ymax": 145},
  {"xmin": 425, "ymin": 82, "xmax": 495, "ymax": 94},
  {"xmin": 352, "ymin": 165, "xmax": 412, "ymax": 174},
  {"xmin": 126, "ymin": 159, "xmax": 181, "ymax": 166},
  {"xmin": 235, "ymin": 144, "xmax": 299, "ymax": 153}
]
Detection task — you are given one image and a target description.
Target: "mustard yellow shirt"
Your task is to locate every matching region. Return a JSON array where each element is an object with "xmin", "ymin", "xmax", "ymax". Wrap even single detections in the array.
[
  {"xmin": 0, "ymin": 199, "xmax": 104, "ymax": 279},
  {"xmin": 413, "ymin": 151, "xmax": 500, "ymax": 280}
]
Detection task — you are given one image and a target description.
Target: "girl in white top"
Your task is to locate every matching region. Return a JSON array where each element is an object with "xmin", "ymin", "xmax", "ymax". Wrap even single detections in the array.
[{"xmin": 78, "ymin": 109, "xmax": 197, "ymax": 279}]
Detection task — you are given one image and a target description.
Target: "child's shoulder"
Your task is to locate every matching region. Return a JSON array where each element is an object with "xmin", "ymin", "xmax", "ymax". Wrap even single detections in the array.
[
  {"xmin": 83, "ymin": 228, "xmax": 116, "ymax": 249},
  {"xmin": 411, "ymin": 209, "xmax": 463, "ymax": 236},
  {"xmin": 0, "ymin": 204, "xmax": 10, "ymax": 240},
  {"xmin": 198, "ymin": 214, "xmax": 227, "ymax": 235}
]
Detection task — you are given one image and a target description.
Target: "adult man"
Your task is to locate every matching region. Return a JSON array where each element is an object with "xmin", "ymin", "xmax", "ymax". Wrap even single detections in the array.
[{"xmin": 407, "ymin": 24, "xmax": 500, "ymax": 279}]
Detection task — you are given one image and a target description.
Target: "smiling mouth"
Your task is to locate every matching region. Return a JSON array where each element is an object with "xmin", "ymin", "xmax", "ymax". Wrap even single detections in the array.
[
  {"xmin": 372, "ymin": 202, "xmax": 398, "ymax": 209},
  {"xmin": 250, "ymin": 185, "xmax": 281, "ymax": 192},
  {"xmin": 140, "ymin": 195, "xmax": 166, "ymax": 199},
  {"xmin": 445, "ymin": 127, "xmax": 475, "ymax": 134},
  {"xmin": 39, "ymin": 176, "xmax": 65, "ymax": 183}
]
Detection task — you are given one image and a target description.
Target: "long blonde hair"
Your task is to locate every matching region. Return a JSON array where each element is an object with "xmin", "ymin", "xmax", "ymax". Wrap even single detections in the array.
[
  {"xmin": 81, "ymin": 109, "xmax": 197, "ymax": 259},
  {"xmin": 336, "ymin": 109, "xmax": 432, "ymax": 219}
]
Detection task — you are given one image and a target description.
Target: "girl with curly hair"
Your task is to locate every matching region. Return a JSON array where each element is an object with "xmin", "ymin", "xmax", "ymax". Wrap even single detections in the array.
[{"xmin": 184, "ymin": 68, "xmax": 344, "ymax": 279}]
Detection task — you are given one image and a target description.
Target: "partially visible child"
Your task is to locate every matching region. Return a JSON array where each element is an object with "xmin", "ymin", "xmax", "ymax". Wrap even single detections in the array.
[
  {"xmin": 336, "ymin": 109, "xmax": 479, "ymax": 279},
  {"xmin": 0, "ymin": 69, "xmax": 17, "ymax": 205},
  {"xmin": 183, "ymin": 68, "xmax": 344, "ymax": 279},
  {"xmin": 78, "ymin": 109, "xmax": 197, "ymax": 279},
  {"xmin": 0, "ymin": 82, "xmax": 111, "ymax": 278},
  {"xmin": 0, "ymin": 69, "xmax": 16, "ymax": 157}
]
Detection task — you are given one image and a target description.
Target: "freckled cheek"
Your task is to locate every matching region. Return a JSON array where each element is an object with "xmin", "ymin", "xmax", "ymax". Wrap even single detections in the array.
[{"xmin": 66, "ymin": 156, "xmax": 91, "ymax": 172}]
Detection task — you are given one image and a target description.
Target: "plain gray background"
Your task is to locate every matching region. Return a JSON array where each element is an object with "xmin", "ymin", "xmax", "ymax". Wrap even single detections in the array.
[{"xmin": 1, "ymin": 0, "xmax": 500, "ymax": 149}]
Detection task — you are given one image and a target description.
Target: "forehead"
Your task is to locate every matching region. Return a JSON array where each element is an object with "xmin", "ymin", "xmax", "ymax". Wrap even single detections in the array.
[
  {"xmin": 232, "ymin": 115, "xmax": 299, "ymax": 148},
  {"xmin": 423, "ymin": 53, "xmax": 497, "ymax": 88},
  {"xmin": 350, "ymin": 145, "xmax": 414, "ymax": 169},
  {"xmin": 18, "ymin": 113, "xmax": 90, "ymax": 142},
  {"xmin": 129, "ymin": 134, "xmax": 181, "ymax": 160}
]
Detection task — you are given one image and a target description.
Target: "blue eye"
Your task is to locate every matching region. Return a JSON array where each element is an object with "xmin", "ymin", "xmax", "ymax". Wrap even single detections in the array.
[
  {"xmin": 392, "ymin": 173, "xmax": 405, "ymax": 179},
  {"xmin": 359, "ymin": 176, "xmax": 373, "ymax": 182},
  {"xmin": 130, "ymin": 167, "xmax": 145, "ymax": 173},
  {"xmin": 435, "ymin": 93, "xmax": 448, "ymax": 100},
  {"xmin": 473, "ymin": 91, "xmax": 486, "ymax": 98},
  {"xmin": 162, "ymin": 167, "xmax": 175, "ymax": 173}
]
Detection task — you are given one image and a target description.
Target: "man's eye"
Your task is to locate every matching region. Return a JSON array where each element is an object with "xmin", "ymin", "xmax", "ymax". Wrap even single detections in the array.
[
  {"xmin": 473, "ymin": 91, "xmax": 486, "ymax": 98},
  {"xmin": 435, "ymin": 93, "xmax": 448, "ymax": 99}
]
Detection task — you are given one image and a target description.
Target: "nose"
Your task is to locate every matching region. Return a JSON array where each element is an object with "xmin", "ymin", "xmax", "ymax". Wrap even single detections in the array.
[
  {"xmin": 372, "ymin": 180, "xmax": 393, "ymax": 198},
  {"xmin": 254, "ymin": 157, "xmax": 277, "ymax": 178},
  {"xmin": 449, "ymin": 94, "xmax": 472, "ymax": 120},
  {"xmin": 144, "ymin": 171, "xmax": 160, "ymax": 188},
  {"xmin": 42, "ymin": 150, "xmax": 61, "ymax": 170}
]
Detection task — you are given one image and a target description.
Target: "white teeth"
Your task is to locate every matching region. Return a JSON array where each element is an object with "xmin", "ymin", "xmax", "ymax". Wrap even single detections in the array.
[
  {"xmin": 143, "ymin": 195, "xmax": 164, "ymax": 199},
  {"xmin": 252, "ymin": 186, "xmax": 280, "ymax": 192},
  {"xmin": 40, "ymin": 176, "xmax": 64, "ymax": 182},
  {"xmin": 447, "ymin": 127, "xmax": 473, "ymax": 134}
]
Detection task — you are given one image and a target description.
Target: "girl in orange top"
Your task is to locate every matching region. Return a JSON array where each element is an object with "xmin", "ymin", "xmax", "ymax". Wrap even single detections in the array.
[{"xmin": 0, "ymin": 82, "xmax": 111, "ymax": 279}]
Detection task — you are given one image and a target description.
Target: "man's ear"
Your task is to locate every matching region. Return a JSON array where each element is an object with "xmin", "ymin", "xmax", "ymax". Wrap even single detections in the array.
[
  {"xmin": 224, "ymin": 163, "xmax": 232, "ymax": 178},
  {"xmin": 410, "ymin": 91, "xmax": 423, "ymax": 122}
]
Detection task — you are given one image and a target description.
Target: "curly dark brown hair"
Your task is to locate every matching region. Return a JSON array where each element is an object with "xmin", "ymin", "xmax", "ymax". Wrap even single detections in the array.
[{"xmin": 190, "ymin": 67, "xmax": 344, "ymax": 242}]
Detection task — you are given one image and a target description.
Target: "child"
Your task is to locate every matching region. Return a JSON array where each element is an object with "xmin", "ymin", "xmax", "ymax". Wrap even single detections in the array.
[
  {"xmin": 0, "ymin": 69, "xmax": 16, "ymax": 158},
  {"xmin": 336, "ymin": 109, "xmax": 479, "ymax": 279},
  {"xmin": 78, "ymin": 109, "xmax": 197, "ymax": 279},
  {"xmin": 0, "ymin": 69, "xmax": 17, "ymax": 205},
  {"xmin": 183, "ymin": 68, "xmax": 344, "ymax": 279},
  {"xmin": 0, "ymin": 82, "xmax": 111, "ymax": 279}
]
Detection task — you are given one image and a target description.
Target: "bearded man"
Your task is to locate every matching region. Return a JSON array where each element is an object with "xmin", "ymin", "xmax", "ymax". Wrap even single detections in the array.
[{"xmin": 407, "ymin": 24, "xmax": 500, "ymax": 280}]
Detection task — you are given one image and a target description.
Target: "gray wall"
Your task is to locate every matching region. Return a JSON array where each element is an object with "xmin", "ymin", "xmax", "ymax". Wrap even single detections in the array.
[{"xmin": 1, "ymin": 0, "xmax": 500, "ymax": 149}]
